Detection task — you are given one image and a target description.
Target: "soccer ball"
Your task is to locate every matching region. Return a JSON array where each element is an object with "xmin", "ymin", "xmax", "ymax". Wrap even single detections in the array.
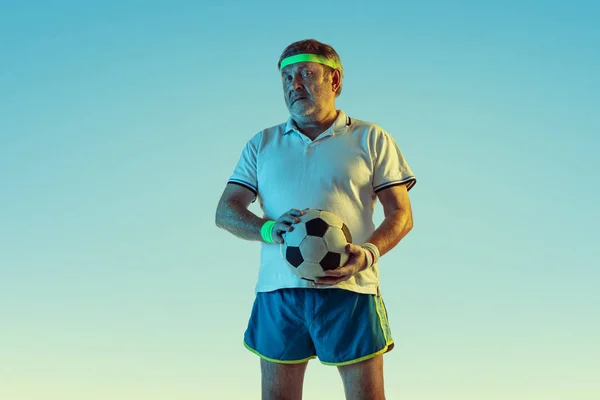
[{"xmin": 281, "ymin": 209, "xmax": 353, "ymax": 281}]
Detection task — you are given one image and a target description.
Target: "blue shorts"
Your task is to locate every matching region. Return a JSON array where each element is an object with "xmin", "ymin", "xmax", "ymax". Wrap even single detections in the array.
[{"xmin": 243, "ymin": 288, "xmax": 394, "ymax": 366}]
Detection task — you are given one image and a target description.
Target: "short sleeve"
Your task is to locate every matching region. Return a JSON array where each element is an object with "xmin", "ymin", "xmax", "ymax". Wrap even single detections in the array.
[
  {"xmin": 228, "ymin": 134, "xmax": 260, "ymax": 199},
  {"xmin": 372, "ymin": 130, "xmax": 416, "ymax": 192}
]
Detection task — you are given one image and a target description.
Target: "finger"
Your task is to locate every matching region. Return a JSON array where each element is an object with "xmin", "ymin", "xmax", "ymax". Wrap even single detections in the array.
[
  {"xmin": 315, "ymin": 276, "xmax": 349, "ymax": 286},
  {"xmin": 323, "ymin": 266, "xmax": 352, "ymax": 277},
  {"xmin": 289, "ymin": 209, "xmax": 305, "ymax": 216},
  {"xmin": 323, "ymin": 268, "xmax": 343, "ymax": 277},
  {"xmin": 273, "ymin": 231, "xmax": 283, "ymax": 244},
  {"xmin": 346, "ymin": 243, "xmax": 361, "ymax": 254},
  {"xmin": 277, "ymin": 216, "xmax": 295, "ymax": 225},
  {"xmin": 314, "ymin": 278, "xmax": 335, "ymax": 286},
  {"xmin": 277, "ymin": 222, "xmax": 295, "ymax": 232}
]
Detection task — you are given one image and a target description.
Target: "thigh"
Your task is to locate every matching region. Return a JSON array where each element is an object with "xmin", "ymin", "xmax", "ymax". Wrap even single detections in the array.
[
  {"xmin": 244, "ymin": 289, "xmax": 317, "ymax": 363},
  {"xmin": 337, "ymin": 355, "xmax": 385, "ymax": 400},
  {"xmin": 310, "ymin": 289, "xmax": 394, "ymax": 366},
  {"xmin": 261, "ymin": 359, "xmax": 309, "ymax": 400}
]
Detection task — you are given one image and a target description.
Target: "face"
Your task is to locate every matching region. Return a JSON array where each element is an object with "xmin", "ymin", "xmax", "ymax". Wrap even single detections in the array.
[{"xmin": 281, "ymin": 62, "xmax": 338, "ymax": 122}]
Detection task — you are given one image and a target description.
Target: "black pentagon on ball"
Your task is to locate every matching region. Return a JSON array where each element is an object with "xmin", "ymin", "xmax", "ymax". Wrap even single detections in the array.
[
  {"xmin": 305, "ymin": 218, "xmax": 329, "ymax": 237},
  {"xmin": 341, "ymin": 223, "xmax": 352, "ymax": 243},
  {"xmin": 320, "ymin": 251, "xmax": 341, "ymax": 271},
  {"xmin": 286, "ymin": 246, "xmax": 304, "ymax": 268}
]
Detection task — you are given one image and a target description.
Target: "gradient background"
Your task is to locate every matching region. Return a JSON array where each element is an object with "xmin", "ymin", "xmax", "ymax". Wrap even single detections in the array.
[{"xmin": 1, "ymin": 1, "xmax": 599, "ymax": 399}]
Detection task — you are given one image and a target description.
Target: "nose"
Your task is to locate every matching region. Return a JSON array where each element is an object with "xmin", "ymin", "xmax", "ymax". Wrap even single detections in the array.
[{"xmin": 290, "ymin": 73, "xmax": 304, "ymax": 90}]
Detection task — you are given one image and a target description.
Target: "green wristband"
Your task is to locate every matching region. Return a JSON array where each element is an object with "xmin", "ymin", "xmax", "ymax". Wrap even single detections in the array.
[{"xmin": 260, "ymin": 220, "xmax": 276, "ymax": 243}]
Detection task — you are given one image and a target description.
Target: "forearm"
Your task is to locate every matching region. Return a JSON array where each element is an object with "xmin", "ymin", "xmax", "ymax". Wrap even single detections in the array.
[
  {"xmin": 215, "ymin": 201, "xmax": 268, "ymax": 242},
  {"xmin": 365, "ymin": 210, "xmax": 413, "ymax": 257}
]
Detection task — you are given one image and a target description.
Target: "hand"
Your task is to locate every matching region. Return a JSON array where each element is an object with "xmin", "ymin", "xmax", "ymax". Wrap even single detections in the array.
[
  {"xmin": 314, "ymin": 243, "xmax": 368, "ymax": 286},
  {"xmin": 271, "ymin": 208, "xmax": 307, "ymax": 244}
]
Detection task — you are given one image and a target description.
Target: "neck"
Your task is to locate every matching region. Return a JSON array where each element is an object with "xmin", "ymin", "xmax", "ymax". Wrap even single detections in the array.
[{"xmin": 295, "ymin": 109, "xmax": 339, "ymax": 140}]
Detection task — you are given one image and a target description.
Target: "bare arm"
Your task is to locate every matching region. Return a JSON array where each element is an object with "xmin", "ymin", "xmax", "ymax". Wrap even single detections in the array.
[
  {"xmin": 215, "ymin": 183, "xmax": 303, "ymax": 243},
  {"xmin": 215, "ymin": 184, "xmax": 266, "ymax": 242},
  {"xmin": 315, "ymin": 183, "xmax": 414, "ymax": 285},
  {"xmin": 367, "ymin": 183, "xmax": 414, "ymax": 256}
]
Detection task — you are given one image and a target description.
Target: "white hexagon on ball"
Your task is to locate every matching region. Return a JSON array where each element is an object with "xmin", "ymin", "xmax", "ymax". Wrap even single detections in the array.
[
  {"xmin": 282, "ymin": 220, "xmax": 307, "ymax": 247},
  {"xmin": 318, "ymin": 210, "xmax": 344, "ymax": 229},
  {"xmin": 299, "ymin": 236, "xmax": 328, "ymax": 263},
  {"xmin": 297, "ymin": 262, "xmax": 325, "ymax": 280}
]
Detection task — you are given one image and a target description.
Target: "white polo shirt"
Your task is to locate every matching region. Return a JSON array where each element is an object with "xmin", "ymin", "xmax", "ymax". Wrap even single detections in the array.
[{"xmin": 228, "ymin": 110, "xmax": 416, "ymax": 295}]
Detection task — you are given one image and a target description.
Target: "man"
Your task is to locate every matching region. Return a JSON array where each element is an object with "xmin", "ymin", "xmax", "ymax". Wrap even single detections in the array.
[{"xmin": 215, "ymin": 39, "xmax": 416, "ymax": 400}]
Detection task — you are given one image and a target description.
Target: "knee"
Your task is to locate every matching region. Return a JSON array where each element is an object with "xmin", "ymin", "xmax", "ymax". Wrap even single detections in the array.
[{"xmin": 338, "ymin": 356, "xmax": 386, "ymax": 400}]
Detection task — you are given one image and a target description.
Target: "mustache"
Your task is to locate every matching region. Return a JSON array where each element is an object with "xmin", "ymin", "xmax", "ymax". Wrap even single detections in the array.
[{"xmin": 289, "ymin": 92, "xmax": 308, "ymax": 103}]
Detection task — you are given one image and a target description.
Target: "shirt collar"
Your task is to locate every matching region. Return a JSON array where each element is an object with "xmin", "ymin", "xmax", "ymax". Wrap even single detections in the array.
[{"xmin": 283, "ymin": 110, "xmax": 350, "ymax": 137}]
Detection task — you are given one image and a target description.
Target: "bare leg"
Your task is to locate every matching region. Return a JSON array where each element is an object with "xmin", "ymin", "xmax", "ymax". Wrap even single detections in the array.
[
  {"xmin": 261, "ymin": 359, "xmax": 309, "ymax": 400},
  {"xmin": 337, "ymin": 355, "xmax": 386, "ymax": 400}
]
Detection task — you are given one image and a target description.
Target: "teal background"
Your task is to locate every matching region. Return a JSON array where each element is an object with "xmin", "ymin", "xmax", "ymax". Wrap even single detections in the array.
[{"xmin": 1, "ymin": 1, "xmax": 599, "ymax": 399}]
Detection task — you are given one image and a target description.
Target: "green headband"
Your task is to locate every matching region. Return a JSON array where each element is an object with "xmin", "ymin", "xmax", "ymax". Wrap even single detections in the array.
[{"xmin": 280, "ymin": 54, "xmax": 339, "ymax": 71}]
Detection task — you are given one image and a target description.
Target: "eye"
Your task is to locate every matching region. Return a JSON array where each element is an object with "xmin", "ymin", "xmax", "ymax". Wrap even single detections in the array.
[{"xmin": 302, "ymin": 70, "xmax": 313, "ymax": 78}]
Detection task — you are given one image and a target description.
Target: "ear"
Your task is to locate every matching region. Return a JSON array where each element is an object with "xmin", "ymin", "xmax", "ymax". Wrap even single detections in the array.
[{"xmin": 331, "ymin": 69, "xmax": 342, "ymax": 93}]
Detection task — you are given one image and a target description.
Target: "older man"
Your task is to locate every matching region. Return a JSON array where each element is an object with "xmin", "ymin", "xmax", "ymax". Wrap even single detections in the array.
[{"xmin": 215, "ymin": 39, "xmax": 416, "ymax": 400}]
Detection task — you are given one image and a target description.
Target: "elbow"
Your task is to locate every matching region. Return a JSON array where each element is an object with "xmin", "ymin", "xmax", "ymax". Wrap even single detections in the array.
[
  {"xmin": 405, "ymin": 211, "xmax": 414, "ymax": 233},
  {"xmin": 215, "ymin": 202, "xmax": 226, "ymax": 229}
]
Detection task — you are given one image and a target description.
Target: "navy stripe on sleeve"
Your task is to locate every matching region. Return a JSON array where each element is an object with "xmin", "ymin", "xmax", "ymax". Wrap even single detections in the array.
[
  {"xmin": 228, "ymin": 180, "xmax": 257, "ymax": 194},
  {"xmin": 374, "ymin": 177, "xmax": 416, "ymax": 193}
]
